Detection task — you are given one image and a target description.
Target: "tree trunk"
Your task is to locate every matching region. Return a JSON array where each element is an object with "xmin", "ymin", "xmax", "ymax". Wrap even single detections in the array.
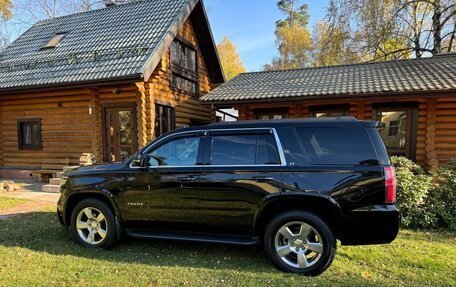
[
  {"xmin": 82, "ymin": 0, "xmax": 91, "ymax": 11},
  {"xmin": 412, "ymin": 3, "xmax": 422, "ymax": 58},
  {"xmin": 448, "ymin": 21, "xmax": 456, "ymax": 52},
  {"xmin": 432, "ymin": 0, "xmax": 442, "ymax": 55}
]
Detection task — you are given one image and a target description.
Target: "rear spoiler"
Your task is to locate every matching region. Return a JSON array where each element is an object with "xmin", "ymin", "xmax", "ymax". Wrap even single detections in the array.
[{"xmin": 361, "ymin": 120, "xmax": 385, "ymax": 130}]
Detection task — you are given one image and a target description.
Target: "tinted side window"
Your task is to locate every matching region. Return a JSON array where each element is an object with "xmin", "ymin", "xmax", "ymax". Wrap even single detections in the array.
[
  {"xmin": 210, "ymin": 133, "xmax": 280, "ymax": 165},
  {"xmin": 296, "ymin": 127, "xmax": 379, "ymax": 165},
  {"xmin": 148, "ymin": 136, "xmax": 200, "ymax": 166},
  {"xmin": 257, "ymin": 134, "xmax": 281, "ymax": 164},
  {"xmin": 276, "ymin": 127, "xmax": 312, "ymax": 166}
]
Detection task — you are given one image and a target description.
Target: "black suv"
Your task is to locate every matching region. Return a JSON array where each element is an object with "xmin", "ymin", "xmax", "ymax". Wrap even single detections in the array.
[{"xmin": 57, "ymin": 117, "xmax": 400, "ymax": 275}]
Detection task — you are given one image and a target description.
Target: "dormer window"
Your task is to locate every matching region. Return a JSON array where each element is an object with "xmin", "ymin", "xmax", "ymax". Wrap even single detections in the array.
[{"xmin": 42, "ymin": 33, "xmax": 67, "ymax": 49}]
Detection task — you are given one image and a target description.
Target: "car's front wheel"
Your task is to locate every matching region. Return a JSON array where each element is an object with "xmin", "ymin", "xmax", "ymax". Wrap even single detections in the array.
[
  {"xmin": 70, "ymin": 198, "xmax": 117, "ymax": 249},
  {"xmin": 263, "ymin": 211, "xmax": 336, "ymax": 276}
]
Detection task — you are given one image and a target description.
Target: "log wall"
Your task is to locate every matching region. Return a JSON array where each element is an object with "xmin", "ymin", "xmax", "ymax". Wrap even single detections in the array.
[{"xmin": 0, "ymin": 85, "xmax": 136, "ymax": 169}]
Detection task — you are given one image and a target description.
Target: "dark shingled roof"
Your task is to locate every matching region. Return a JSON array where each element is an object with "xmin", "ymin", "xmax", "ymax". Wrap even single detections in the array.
[
  {"xmin": 201, "ymin": 53, "xmax": 456, "ymax": 104},
  {"xmin": 0, "ymin": 0, "xmax": 223, "ymax": 91}
]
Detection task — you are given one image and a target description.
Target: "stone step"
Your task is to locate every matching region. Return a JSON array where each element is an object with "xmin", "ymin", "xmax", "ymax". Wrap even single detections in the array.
[
  {"xmin": 42, "ymin": 184, "xmax": 61, "ymax": 193},
  {"xmin": 62, "ymin": 166, "xmax": 79, "ymax": 172},
  {"xmin": 49, "ymin": 178, "xmax": 61, "ymax": 185},
  {"xmin": 56, "ymin": 171, "xmax": 65, "ymax": 178}
]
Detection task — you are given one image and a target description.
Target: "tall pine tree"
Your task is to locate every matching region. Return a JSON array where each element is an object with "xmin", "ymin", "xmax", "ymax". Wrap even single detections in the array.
[{"xmin": 265, "ymin": 0, "xmax": 313, "ymax": 70}]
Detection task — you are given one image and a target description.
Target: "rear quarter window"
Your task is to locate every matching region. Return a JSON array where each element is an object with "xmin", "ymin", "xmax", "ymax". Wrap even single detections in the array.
[
  {"xmin": 297, "ymin": 127, "xmax": 378, "ymax": 165},
  {"xmin": 279, "ymin": 127, "xmax": 379, "ymax": 166}
]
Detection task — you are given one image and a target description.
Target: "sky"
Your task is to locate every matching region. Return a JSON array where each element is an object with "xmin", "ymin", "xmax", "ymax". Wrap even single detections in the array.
[{"xmin": 204, "ymin": 0, "xmax": 330, "ymax": 72}]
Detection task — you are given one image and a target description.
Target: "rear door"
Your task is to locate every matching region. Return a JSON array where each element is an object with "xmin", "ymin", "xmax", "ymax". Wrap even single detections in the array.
[{"xmin": 197, "ymin": 128, "xmax": 284, "ymax": 235}]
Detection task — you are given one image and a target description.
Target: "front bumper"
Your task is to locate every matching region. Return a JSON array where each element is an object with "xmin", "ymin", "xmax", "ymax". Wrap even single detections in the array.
[
  {"xmin": 340, "ymin": 204, "xmax": 400, "ymax": 245},
  {"xmin": 56, "ymin": 193, "xmax": 66, "ymax": 226}
]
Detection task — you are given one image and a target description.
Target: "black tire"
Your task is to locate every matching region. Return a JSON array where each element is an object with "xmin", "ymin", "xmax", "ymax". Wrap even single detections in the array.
[
  {"xmin": 263, "ymin": 211, "xmax": 336, "ymax": 276},
  {"xmin": 70, "ymin": 198, "xmax": 117, "ymax": 249}
]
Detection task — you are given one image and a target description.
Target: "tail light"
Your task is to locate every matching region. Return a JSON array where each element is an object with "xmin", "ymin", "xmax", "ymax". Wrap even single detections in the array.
[{"xmin": 384, "ymin": 166, "xmax": 397, "ymax": 204}]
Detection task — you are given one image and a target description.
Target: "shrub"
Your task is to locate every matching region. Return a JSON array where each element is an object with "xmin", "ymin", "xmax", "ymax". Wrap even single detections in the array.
[
  {"xmin": 390, "ymin": 156, "xmax": 435, "ymax": 229},
  {"xmin": 428, "ymin": 159, "xmax": 456, "ymax": 231}
]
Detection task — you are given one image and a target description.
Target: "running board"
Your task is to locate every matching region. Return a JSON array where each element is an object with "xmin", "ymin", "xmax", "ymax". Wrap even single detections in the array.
[{"xmin": 125, "ymin": 229, "xmax": 259, "ymax": 246}]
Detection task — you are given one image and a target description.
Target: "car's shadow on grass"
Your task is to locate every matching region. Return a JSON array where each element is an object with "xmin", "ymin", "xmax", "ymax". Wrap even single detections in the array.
[{"xmin": 0, "ymin": 210, "xmax": 276, "ymax": 273}]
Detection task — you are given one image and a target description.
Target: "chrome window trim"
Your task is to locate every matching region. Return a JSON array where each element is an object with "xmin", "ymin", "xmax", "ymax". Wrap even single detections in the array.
[
  {"xmin": 129, "ymin": 127, "xmax": 286, "ymax": 169},
  {"xmin": 272, "ymin": 128, "xmax": 287, "ymax": 166}
]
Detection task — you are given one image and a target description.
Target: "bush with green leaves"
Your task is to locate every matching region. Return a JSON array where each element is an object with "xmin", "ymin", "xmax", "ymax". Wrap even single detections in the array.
[
  {"xmin": 428, "ymin": 159, "xmax": 456, "ymax": 231},
  {"xmin": 390, "ymin": 156, "xmax": 435, "ymax": 229}
]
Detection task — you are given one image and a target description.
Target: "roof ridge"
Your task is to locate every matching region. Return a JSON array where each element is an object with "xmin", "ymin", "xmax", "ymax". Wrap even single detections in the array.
[
  {"xmin": 242, "ymin": 53, "xmax": 456, "ymax": 76},
  {"xmin": 36, "ymin": 0, "xmax": 149, "ymax": 25}
]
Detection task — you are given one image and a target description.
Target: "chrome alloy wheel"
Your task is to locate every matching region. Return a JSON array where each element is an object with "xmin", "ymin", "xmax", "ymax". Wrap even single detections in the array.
[
  {"xmin": 274, "ymin": 221, "xmax": 324, "ymax": 269},
  {"xmin": 76, "ymin": 207, "xmax": 108, "ymax": 245}
]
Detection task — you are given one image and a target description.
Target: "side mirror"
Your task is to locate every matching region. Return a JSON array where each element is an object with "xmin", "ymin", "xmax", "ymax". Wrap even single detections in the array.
[
  {"xmin": 131, "ymin": 152, "xmax": 163, "ymax": 168},
  {"xmin": 131, "ymin": 152, "xmax": 144, "ymax": 167},
  {"xmin": 147, "ymin": 154, "xmax": 162, "ymax": 167}
]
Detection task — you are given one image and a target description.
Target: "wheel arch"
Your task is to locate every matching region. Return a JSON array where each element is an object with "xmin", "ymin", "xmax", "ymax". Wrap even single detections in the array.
[
  {"xmin": 63, "ymin": 190, "xmax": 122, "ymax": 226},
  {"xmin": 254, "ymin": 193, "xmax": 344, "ymax": 238}
]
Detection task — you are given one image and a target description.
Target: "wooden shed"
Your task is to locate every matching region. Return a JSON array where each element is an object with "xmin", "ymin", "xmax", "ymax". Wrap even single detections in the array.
[
  {"xmin": 0, "ymin": 0, "xmax": 224, "ymax": 179},
  {"xmin": 201, "ymin": 54, "xmax": 456, "ymax": 170}
]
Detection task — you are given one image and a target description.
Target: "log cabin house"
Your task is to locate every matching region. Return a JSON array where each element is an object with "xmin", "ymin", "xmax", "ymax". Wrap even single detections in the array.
[
  {"xmin": 201, "ymin": 53, "xmax": 456, "ymax": 170},
  {"xmin": 0, "ymin": 0, "xmax": 224, "ymax": 179}
]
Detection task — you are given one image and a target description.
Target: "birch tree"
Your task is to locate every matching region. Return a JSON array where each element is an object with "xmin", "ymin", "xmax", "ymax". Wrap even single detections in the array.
[{"xmin": 216, "ymin": 36, "xmax": 246, "ymax": 80}]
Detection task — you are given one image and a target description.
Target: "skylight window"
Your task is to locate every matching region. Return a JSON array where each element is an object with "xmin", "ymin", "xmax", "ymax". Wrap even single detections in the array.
[{"xmin": 42, "ymin": 33, "xmax": 67, "ymax": 49}]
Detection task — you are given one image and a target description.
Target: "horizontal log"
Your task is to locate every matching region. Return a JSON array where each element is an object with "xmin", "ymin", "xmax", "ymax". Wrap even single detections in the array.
[
  {"xmin": 435, "ymin": 123, "xmax": 456, "ymax": 129},
  {"xmin": 432, "ymin": 143, "xmax": 456, "ymax": 149},
  {"xmin": 175, "ymin": 107, "xmax": 211, "ymax": 117},
  {"xmin": 435, "ymin": 115, "xmax": 456, "ymax": 122},
  {"xmin": 437, "ymin": 98, "xmax": 456, "ymax": 103},
  {"xmin": 436, "ymin": 151, "xmax": 456, "ymax": 157},
  {"xmin": 3, "ymin": 152, "xmax": 86, "ymax": 159},
  {"xmin": 3, "ymin": 163, "xmax": 42, "ymax": 168},
  {"xmin": 175, "ymin": 111, "xmax": 211, "ymax": 122}
]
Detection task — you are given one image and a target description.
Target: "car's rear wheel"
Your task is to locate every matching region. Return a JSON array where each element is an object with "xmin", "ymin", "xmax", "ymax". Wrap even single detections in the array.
[
  {"xmin": 70, "ymin": 198, "xmax": 117, "ymax": 249},
  {"xmin": 263, "ymin": 211, "xmax": 336, "ymax": 276}
]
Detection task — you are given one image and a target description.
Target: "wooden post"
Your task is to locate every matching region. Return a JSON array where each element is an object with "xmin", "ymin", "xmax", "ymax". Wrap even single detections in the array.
[
  {"xmin": 145, "ymin": 83, "xmax": 155, "ymax": 143},
  {"xmin": 301, "ymin": 105, "xmax": 310, "ymax": 117},
  {"xmin": 136, "ymin": 83, "xmax": 148, "ymax": 149},
  {"xmin": 88, "ymin": 89, "xmax": 101, "ymax": 163},
  {"xmin": 290, "ymin": 103, "xmax": 302, "ymax": 118},
  {"xmin": 356, "ymin": 102, "xmax": 365, "ymax": 120},
  {"xmin": 425, "ymin": 99, "xmax": 439, "ymax": 170},
  {"xmin": 237, "ymin": 106, "xmax": 249, "ymax": 120}
]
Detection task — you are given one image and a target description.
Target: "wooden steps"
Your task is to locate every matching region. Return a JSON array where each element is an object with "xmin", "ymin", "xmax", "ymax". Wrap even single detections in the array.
[
  {"xmin": 41, "ymin": 166, "xmax": 79, "ymax": 193},
  {"xmin": 42, "ymin": 184, "xmax": 61, "ymax": 193}
]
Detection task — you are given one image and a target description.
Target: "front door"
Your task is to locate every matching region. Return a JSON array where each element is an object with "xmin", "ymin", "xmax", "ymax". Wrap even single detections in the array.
[
  {"xmin": 103, "ymin": 105, "xmax": 138, "ymax": 162},
  {"xmin": 374, "ymin": 106, "xmax": 417, "ymax": 159},
  {"xmin": 121, "ymin": 132, "xmax": 205, "ymax": 230}
]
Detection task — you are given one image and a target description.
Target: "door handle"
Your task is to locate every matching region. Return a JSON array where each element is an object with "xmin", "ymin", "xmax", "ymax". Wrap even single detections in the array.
[
  {"xmin": 252, "ymin": 176, "xmax": 274, "ymax": 182},
  {"xmin": 177, "ymin": 176, "xmax": 199, "ymax": 183}
]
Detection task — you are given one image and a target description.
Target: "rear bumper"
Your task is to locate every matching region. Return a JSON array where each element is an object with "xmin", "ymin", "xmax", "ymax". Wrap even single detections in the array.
[{"xmin": 340, "ymin": 204, "xmax": 400, "ymax": 245}]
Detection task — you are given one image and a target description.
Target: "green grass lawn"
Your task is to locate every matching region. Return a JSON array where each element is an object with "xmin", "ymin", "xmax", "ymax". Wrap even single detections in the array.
[
  {"xmin": 0, "ymin": 197, "xmax": 29, "ymax": 210},
  {"xmin": 0, "ymin": 208, "xmax": 455, "ymax": 287}
]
